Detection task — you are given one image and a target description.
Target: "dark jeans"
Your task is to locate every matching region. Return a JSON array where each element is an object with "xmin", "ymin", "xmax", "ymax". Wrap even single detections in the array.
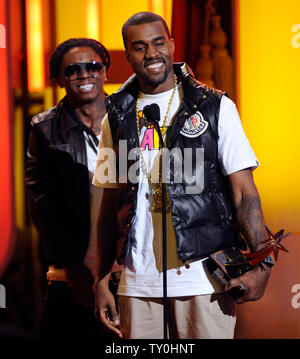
[{"xmin": 39, "ymin": 281, "xmax": 112, "ymax": 338}]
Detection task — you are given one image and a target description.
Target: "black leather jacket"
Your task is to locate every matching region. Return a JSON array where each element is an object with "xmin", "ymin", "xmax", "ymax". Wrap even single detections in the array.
[
  {"xmin": 106, "ymin": 63, "xmax": 238, "ymax": 264},
  {"xmin": 26, "ymin": 98, "xmax": 99, "ymax": 267}
]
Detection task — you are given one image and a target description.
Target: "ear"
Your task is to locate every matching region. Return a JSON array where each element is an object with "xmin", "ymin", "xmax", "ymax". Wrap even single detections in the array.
[
  {"xmin": 55, "ymin": 75, "xmax": 65, "ymax": 88},
  {"xmin": 124, "ymin": 49, "xmax": 130, "ymax": 64},
  {"xmin": 103, "ymin": 67, "xmax": 107, "ymax": 82},
  {"xmin": 170, "ymin": 38, "xmax": 175, "ymax": 56}
]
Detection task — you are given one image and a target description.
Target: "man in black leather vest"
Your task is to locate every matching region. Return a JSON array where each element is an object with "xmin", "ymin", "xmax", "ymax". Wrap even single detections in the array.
[{"xmin": 93, "ymin": 12, "xmax": 271, "ymax": 339}]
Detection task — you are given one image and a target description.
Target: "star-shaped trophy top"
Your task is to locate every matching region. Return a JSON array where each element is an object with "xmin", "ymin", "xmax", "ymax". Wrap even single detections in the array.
[
  {"xmin": 244, "ymin": 225, "xmax": 290, "ymax": 265},
  {"xmin": 262, "ymin": 225, "xmax": 290, "ymax": 261}
]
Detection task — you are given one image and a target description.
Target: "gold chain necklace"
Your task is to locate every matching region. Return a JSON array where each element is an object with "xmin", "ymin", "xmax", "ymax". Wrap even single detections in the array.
[{"xmin": 136, "ymin": 74, "xmax": 177, "ymax": 213}]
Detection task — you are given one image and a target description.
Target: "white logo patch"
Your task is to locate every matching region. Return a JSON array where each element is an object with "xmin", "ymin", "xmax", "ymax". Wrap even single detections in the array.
[{"xmin": 180, "ymin": 111, "xmax": 208, "ymax": 138}]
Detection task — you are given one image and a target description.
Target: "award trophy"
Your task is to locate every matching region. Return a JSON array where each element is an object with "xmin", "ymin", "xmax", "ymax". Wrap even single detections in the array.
[{"xmin": 204, "ymin": 225, "xmax": 290, "ymax": 299}]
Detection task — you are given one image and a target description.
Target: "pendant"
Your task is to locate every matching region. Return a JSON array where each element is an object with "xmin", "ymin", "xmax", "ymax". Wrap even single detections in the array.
[
  {"xmin": 160, "ymin": 126, "xmax": 168, "ymax": 137},
  {"xmin": 145, "ymin": 182, "xmax": 171, "ymax": 213}
]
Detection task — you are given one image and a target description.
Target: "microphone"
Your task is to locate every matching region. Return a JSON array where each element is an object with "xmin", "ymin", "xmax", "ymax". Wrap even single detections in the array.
[
  {"xmin": 143, "ymin": 102, "xmax": 168, "ymax": 339},
  {"xmin": 143, "ymin": 103, "xmax": 160, "ymax": 127}
]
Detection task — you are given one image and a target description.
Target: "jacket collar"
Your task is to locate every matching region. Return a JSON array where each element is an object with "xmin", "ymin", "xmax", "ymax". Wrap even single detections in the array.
[
  {"xmin": 58, "ymin": 97, "xmax": 100, "ymax": 143},
  {"xmin": 175, "ymin": 63, "xmax": 225, "ymax": 109},
  {"xmin": 58, "ymin": 98, "xmax": 83, "ymax": 135}
]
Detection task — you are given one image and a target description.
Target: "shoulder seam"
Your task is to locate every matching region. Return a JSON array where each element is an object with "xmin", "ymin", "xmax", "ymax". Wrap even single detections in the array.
[{"xmin": 31, "ymin": 106, "xmax": 57, "ymax": 126}]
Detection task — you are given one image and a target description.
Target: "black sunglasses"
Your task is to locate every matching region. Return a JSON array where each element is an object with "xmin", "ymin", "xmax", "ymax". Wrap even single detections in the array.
[{"xmin": 62, "ymin": 61, "xmax": 105, "ymax": 80}]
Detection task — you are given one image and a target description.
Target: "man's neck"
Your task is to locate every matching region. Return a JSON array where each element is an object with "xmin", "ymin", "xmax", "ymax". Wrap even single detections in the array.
[
  {"xmin": 72, "ymin": 94, "xmax": 106, "ymax": 135},
  {"xmin": 139, "ymin": 69, "xmax": 176, "ymax": 95}
]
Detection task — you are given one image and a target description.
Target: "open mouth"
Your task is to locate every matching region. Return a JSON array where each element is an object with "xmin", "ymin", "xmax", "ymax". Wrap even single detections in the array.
[
  {"xmin": 145, "ymin": 60, "xmax": 165, "ymax": 72},
  {"xmin": 78, "ymin": 83, "xmax": 96, "ymax": 93}
]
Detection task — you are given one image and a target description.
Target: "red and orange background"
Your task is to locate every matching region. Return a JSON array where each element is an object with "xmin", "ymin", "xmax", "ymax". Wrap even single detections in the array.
[{"xmin": 0, "ymin": 0, "xmax": 300, "ymax": 338}]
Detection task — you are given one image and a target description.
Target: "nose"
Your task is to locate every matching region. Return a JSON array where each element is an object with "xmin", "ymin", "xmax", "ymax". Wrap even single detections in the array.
[
  {"xmin": 145, "ymin": 44, "xmax": 159, "ymax": 59},
  {"xmin": 78, "ymin": 68, "xmax": 89, "ymax": 78}
]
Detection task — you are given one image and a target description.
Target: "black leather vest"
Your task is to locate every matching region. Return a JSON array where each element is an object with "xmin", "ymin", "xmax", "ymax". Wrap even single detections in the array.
[{"xmin": 106, "ymin": 63, "xmax": 238, "ymax": 264}]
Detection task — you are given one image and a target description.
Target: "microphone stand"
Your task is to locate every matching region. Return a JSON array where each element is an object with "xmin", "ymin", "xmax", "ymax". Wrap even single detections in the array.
[{"xmin": 153, "ymin": 122, "xmax": 168, "ymax": 340}]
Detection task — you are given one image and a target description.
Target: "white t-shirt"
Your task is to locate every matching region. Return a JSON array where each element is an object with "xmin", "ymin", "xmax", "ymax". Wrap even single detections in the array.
[
  {"xmin": 84, "ymin": 132, "xmax": 123, "ymax": 276},
  {"xmin": 83, "ymin": 132, "xmax": 103, "ymax": 277},
  {"xmin": 93, "ymin": 86, "xmax": 258, "ymax": 297}
]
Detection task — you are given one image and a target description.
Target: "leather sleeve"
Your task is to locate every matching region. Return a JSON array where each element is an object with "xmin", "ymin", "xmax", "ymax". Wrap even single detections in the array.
[
  {"xmin": 25, "ymin": 122, "xmax": 91, "ymax": 268},
  {"xmin": 25, "ymin": 124, "xmax": 51, "ymax": 235}
]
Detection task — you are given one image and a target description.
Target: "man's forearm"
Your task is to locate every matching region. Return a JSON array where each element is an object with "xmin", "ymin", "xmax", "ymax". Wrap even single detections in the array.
[
  {"xmin": 228, "ymin": 169, "xmax": 271, "ymax": 302},
  {"xmin": 236, "ymin": 193, "xmax": 266, "ymax": 252},
  {"xmin": 228, "ymin": 169, "xmax": 267, "ymax": 253}
]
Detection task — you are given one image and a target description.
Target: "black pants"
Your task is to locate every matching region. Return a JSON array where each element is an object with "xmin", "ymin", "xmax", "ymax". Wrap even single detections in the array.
[{"xmin": 39, "ymin": 281, "xmax": 112, "ymax": 339}]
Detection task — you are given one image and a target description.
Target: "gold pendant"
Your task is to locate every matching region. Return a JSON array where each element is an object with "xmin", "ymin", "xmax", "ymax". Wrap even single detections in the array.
[
  {"xmin": 160, "ymin": 126, "xmax": 168, "ymax": 137},
  {"xmin": 145, "ymin": 183, "xmax": 171, "ymax": 213}
]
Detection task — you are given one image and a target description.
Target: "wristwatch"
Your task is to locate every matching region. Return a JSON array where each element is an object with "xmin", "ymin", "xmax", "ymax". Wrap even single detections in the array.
[{"xmin": 262, "ymin": 255, "xmax": 274, "ymax": 268}]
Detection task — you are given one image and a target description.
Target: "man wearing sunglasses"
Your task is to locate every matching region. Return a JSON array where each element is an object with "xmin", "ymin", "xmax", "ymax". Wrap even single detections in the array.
[{"xmin": 25, "ymin": 38, "xmax": 113, "ymax": 337}]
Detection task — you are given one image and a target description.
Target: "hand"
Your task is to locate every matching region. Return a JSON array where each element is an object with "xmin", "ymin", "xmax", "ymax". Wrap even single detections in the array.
[
  {"xmin": 93, "ymin": 279, "xmax": 123, "ymax": 338},
  {"xmin": 66, "ymin": 263, "xmax": 95, "ymax": 310},
  {"xmin": 226, "ymin": 264, "xmax": 271, "ymax": 304}
]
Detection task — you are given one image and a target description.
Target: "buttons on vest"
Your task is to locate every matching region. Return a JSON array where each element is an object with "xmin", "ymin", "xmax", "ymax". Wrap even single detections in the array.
[{"xmin": 203, "ymin": 94, "xmax": 207, "ymax": 99}]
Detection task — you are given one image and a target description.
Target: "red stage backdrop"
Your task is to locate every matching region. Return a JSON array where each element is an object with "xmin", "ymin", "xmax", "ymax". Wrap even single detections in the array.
[{"xmin": 0, "ymin": 0, "xmax": 14, "ymax": 278}]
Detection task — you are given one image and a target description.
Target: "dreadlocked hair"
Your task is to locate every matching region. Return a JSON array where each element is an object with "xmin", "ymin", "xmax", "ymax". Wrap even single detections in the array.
[{"xmin": 49, "ymin": 38, "xmax": 111, "ymax": 79}]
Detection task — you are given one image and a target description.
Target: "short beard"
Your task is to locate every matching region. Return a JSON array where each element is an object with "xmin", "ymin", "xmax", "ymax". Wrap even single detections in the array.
[{"xmin": 143, "ymin": 68, "xmax": 169, "ymax": 89}]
